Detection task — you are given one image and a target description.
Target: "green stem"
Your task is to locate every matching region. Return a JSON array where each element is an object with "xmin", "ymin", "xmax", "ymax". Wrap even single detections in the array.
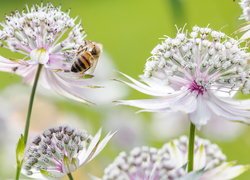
[
  {"xmin": 15, "ymin": 64, "xmax": 43, "ymax": 180},
  {"xmin": 15, "ymin": 165, "xmax": 21, "ymax": 180},
  {"xmin": 67, "ymin": 173, "xmax": 74, "ymax": 180},
  {"xmin": 23, "ymin": 64, "xmax": 43, "ymax": 144},
  {"xmin": 187, "ymin": 122, "xmax": 196, "ymax": 172}
]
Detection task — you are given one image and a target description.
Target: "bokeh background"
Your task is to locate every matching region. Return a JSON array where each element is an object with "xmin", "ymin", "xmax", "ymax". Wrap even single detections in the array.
[{"xmin": 0, "ymin": 0, "xmax": 249, "ymax": 179}]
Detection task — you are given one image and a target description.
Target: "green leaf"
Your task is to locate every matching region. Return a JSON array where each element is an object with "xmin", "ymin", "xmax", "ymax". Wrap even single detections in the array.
[
  {"xmin": 40, "ymin": 169, "xmax": 56, "ymax": 178},
  {"xmin": 82, "ymin": 74, "xmax": 94, "ymax": 79},
  {"xmin": 16, "ymin": 134, "xmax": 25, "ymax": 166}
]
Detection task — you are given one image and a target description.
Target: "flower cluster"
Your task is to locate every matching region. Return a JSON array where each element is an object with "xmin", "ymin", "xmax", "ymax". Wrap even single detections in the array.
[
  {"xmin": 117, "ymin": 26, "xmax": 250, "ymax": 128},
  {"xmin": 240, "ymin": 0, "xmax": 250, "ymax": 21},
  {"xmin": 101, "ymin": 136, "xmax": 248, "ymax": 180},
  {"xmin": 22, "ymin": 126, "xmax": 114, "ymax": 179},
  {"xmin": 239, "ymin": 0, "xmax": 250, "ymax": 39},
  {"xmin": 0, "ymin": 3, "xmax": 101, "ymax": 103}
]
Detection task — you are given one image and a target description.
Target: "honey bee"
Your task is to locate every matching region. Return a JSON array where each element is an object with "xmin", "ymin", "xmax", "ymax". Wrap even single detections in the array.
[{"xmin": 71, "ymin": 40, "xmax": 102, "ymax": 74}]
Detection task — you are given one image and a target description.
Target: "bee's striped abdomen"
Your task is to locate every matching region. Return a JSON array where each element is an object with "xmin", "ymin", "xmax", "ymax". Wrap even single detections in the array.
[{"xmin": 71, "ymin": 53, "xmax": 92, "ymax": 73}]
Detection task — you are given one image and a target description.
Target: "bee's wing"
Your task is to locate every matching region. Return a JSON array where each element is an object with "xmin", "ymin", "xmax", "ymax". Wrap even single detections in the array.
[{"xmin": 87, "ymin": 59, "xmax": 98, "ymax": 74}]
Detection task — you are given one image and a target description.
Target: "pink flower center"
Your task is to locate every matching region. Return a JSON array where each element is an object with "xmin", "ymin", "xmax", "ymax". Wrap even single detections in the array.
[{"xmin": 189, "ymin": 81, "xmax": 206, "ymax": 95}]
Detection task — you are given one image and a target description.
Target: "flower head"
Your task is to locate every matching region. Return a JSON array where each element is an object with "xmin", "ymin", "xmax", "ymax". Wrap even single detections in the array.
[
  {"xmin": 239, "ymin": 0, "xmax": 250, "ymax": 39},
  {"xmin": 22, "ymin": 126, "xmax": 114, "ymax": 179},
  {"xmin": 0, "ymin": 3, "xmax": 102, "ymax": 103},
  {"xmin": 100, "ymin": 136, "xmax": 249, "ymax": 180},
  {"xmin": 117, "ymin": 26, "xmax": 250, "ymax": 128},
  {"xmin": 240, "ymin": 0, "xmax": 250, "ymax": 21}
]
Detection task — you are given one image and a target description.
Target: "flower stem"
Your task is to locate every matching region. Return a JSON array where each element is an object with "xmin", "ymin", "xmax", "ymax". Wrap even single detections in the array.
[
  {"xmin": 67, "ymin": 173, "xmax": 74, "ymax": 180},
  {"xmin": 15, "ymin": 165, "xmax": 21, "ymax": 180},
  {"xmin": 187, "ymin": 122, "xmax": 196, "ymax": 172},
  {"xmin": 15, "ymin": 64, "xmax": 43, "ymax": 180},
  {"xmin": 23, "ymin": 64, "xmax": 43, "ymax": 144}
]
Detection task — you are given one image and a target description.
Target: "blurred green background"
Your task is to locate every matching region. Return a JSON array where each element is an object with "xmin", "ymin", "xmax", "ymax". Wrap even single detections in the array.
[{"xmin": 0, "ymin": 0, "xmax": 249, "ymax": 179}]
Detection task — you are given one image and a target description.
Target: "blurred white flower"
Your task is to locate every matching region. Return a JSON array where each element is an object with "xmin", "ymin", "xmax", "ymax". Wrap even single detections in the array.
[
  {"xmin": 99, "ymin": 136, "xmax": 249, "ymax": 180},
  {"xmin": 22, "ymin": 126, "xmax": 114, "ymax": 179},
  {"xmin": 150, "ymin": 112, "xmax": 246, "ymax": 141},
  {"xmin": 0, "ymin": 3, "xmax": 102, "ymax": 103},
  {"xmin": 150, "ymin": 112, "xmax": 189, "ymax": 139},
  {"xmin": 116, "ymin": 26, "xmax": 250, "ymax": 128},
  {"xmin": 103, "ymin": 107, "xmax": 145, "ymax": 150}
]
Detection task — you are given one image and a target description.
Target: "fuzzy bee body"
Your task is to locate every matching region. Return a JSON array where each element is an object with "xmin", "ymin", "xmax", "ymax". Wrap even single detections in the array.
[{"xmin": 71, "ymin": 41, "xmax": 102, "ymax": 74}]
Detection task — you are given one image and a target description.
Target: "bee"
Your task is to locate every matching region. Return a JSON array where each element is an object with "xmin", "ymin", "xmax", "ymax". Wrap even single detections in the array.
[{"xmin": 71, "ymin": 40, "xmax": 102, "ymax": 74}]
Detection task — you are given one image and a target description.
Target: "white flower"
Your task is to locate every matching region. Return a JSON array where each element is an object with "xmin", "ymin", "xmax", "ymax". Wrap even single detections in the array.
[
  {"xmin": 0, "ymin": 3, "xmax": 102, "ymax": 103},
  {"xmin": 103, "ymin": 107, "xmax": 145, "ymax": 149},
  {"xmin": 240, "ymin": 0, "xmax": 250, "ymax": 21},
  {"xmin": 239, "ymin": 0, "xmax": 250, "ymax": 39},
  {"xmin": 116, "ymin": 26, "xmax": 250, "ymax": 128},
  {"xmin": 22, "ymin": 126, "xmax": 114, "ymax": 179},
  {"xmin": 99, "ymin": 136, "xmax": 249, "ymax": 180}
]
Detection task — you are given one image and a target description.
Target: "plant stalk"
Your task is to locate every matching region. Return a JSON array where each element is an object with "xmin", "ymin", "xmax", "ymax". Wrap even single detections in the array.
[
  {"xmin": 15, "ymin": 64, "xmax": 43, "ymax": 180},
  {"xmin": 187, "ymin": 122, "xmax": 196, "ymax": 172},
  {"xmin": 67, "ymin": 173, "xmax": 74, "ymax": 180}
]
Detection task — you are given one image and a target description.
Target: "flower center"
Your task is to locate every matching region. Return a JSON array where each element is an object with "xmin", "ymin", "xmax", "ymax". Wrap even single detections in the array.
[
  {"xmin": 189, "ymin": 81, "xmax": 206, "ymax": 95},
  {"xmin": 30, "ymin": 48, "xmax": 49, "ymax": 64}
]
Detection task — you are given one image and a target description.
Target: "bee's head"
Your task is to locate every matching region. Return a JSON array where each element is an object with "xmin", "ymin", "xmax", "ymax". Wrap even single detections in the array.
[{"xmin": 86, "ymin": 41, "xmax": 102, "ymax": 58}]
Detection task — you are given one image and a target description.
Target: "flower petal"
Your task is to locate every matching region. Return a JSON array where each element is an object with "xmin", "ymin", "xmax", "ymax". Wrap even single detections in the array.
[
  {"xmin": 86, "ymin": 131, "xmax": 115, "ymax": 163},
  {"xmin": 189, "ymin": 96, "xmax": 211, "ymax": 128},
  {"xmin": 118, "ymin": 72, "xmax": 173, "ymax": 96},
  {"xmin": 78, "ymin": 129, "xmax": 107, "ymax": 165},
  {"xmin": 194, "ymin": 145, "xmax": 206, "ymax": 170},
  {"xmin": 201, "ymin": 162, "xmax": 250, "ymax": 180},
  {"xmin": 207, "ymin": 93, "xmax": 250, "ymax": 124},
  {"xmin": 43, "ymin": 70, "xmax": 94, "ymax": 104}
]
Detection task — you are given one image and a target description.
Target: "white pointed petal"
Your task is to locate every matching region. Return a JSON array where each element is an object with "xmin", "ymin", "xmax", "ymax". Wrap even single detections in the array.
[
  {"xmin": 208, "ymin": 93, "xmax": 250, "ymax": 124},
  {"xmin": 239, "ymin": 23, "xmax": 250, "ymax": 32},
  {"xmin": 86, "ymin": 131, "xmax": 115, "ymax": 163},
  {"xmin": 202, "ymin": 162, "xmax": 250, "ymax": 180},
  {"xmin": 118, "ymin": 72, "xmax": 172, "ymax": 96},
  {"xmin": 194, "ymin": 145, "xmax": 206, "ymax": 170},
  {"xmin": 167, "ymin": 142, "xmax": 186, "ymax": 166},
  {"xmin": 0, "ymin": 56, "xmax": 20, "ymax": 71},
  {"xmin": 189, "ymin": 96, "xmax": 211, "ymax": 128},
  {"xmin": 21, "ymin": 171, "xmax": 48, "ymax": 180},
  {"xmin": 115, "ymin": 78, "xmax": 170, "ymax": 96},
  {"xmin": 139, "ymin": 75, "xmax": 174, "ymax": 92},
  {"xmin": 43, "ymin": 70, "xmax": 93, "ymax": 104},
  {"xmin": 0, "ymin": 56, "xmax": 39, "ymax": 84},
  {"xmin": 78, "ymin": 129, "xmax": 102, "ymax": 165},
  {"xmin": 115, "ymin": 99, "xmax": 170, "ymax": 110},
  {"xmin": 241, "ymin": 29, "xmax": 250, "ymax": 40},
  {"xmin": 172, "ymin": 92, "xmax": 197, "ymax": 113},
  {"xmin": 40, "ymin": 169, "xmax": 65, "ymax": 179},
  {"xmin": 20, "ymin": 65, "xmax": 37, "ymax": 84},
  {"xmin": 179, "ymin": 169, "xmax": 205, "ymax": 180},
  {"xmin": 116, "ymin": 90, "xmax": 190, "ymax": 111}
]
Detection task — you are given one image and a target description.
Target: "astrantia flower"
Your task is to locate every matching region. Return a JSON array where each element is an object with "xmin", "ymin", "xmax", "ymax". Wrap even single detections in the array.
[
  {"xmin": 239, "ymin": 0, "xmax": 250, "ymax": 39},
  {"xmin": 0, "ymin": 3, "xmax": 101, "ymax": 103},
  {"xmin": 117, "ymin": 26, "xmax": 250, "ymax": 128},
  {"xmin": 100, "ymin": 136, "xmax": 249, "ymax": 180},
  {"xmin": 240, "ymin": 0, "xmax": 250, "ymax": 21},
  {"xmin": 22, "ymin": 126, "xmax": 114, "ymax": 179}
]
